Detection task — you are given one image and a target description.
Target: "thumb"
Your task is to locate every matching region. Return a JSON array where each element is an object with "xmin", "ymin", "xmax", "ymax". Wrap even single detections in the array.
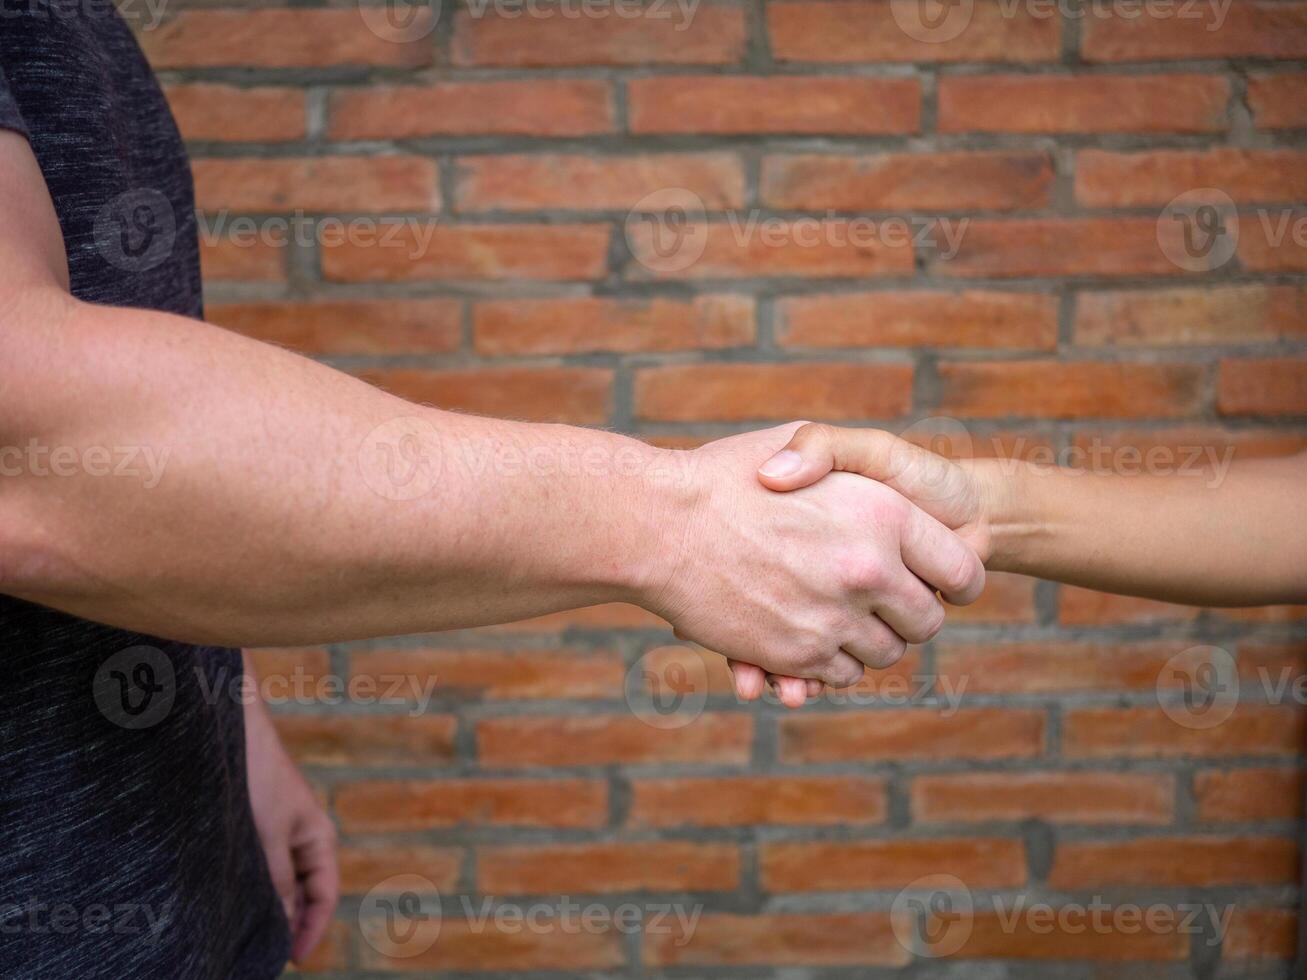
[{"xmin": 757, "ymin": 422, "xmax": 897, "ymax": 492}]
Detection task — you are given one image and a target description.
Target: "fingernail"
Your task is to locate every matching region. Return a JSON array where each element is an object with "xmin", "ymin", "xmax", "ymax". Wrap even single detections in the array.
[{"xmin": 759, "ymin": 450, "xmax": 802, "ymax": 478}]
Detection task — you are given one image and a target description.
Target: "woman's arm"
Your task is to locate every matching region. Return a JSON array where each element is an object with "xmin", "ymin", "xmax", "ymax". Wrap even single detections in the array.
[{"xmin": 757, "ymin": 423, "xmax": 1307, "ymax": 606}]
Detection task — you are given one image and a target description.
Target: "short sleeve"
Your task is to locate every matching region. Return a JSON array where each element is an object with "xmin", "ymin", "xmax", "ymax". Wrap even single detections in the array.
[{"xmin": 0, "ymin": 64, "xmax": 29, "ymax": 137}]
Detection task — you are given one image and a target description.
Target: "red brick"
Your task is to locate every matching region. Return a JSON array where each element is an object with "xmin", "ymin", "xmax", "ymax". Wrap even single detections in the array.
[
  {"xmin": 762, "ymin": 838, "xmax": 1026, "ymax": 892},
  {"xmin": 452, "ymin": 3, "xmax": 747, "ymax": 65},
  {"xmin": 164, "ymin": 85, "xmax": 306, "ymax": 143},
  {"xmin": 1194, "ymin": 767, "xmax": 1304, "ymax": 822},
  {"xmin": 335, "ymin": 778, "xmax": 607, "ymax": 831},
  {"xmin": 911, "ymin": 772, "xmax": 1175, "ymax": 825},
  {"xmin": 349, "ymin": 647, "xmax": 625, "ymax": 700},
  {"xmin": 626, "ymin": 218, "xmax": 916, "ymax": 280},
  {"xmin": 321, "ymin": 224, "xmax": 609, "ymax": 282},
  {"xmin": 356, "ymin": 367, "xmax": 611, "ymax": 425},
  {"xmin": 777, "ymin": 290, "xmax": 1057, "ymax": 350},
  {"xmin": 329, "ymin": 81, "xmax": 613, "ymax": 139},
  {"xmin": 475, "ymin": 295, "xmax": 754, "ymax": 356},
  {"xmin": 1077, "ymin": 149, "xmax": 1307, "ymax": 208},
  {"xmin": 359, "ymin": 918, "xmax": 623, "ymax": 971},
  {"xmin": 456, "ymin": 152, "xmax": 743, "ymax": 212},
  {"xmin": 940, "ymin": 74, "xmax": 1228, "ymax": 134},
  {"xmin": 1223, "ymin": 907, "xmax": 1298, "ymax": 960},
  {"xmin": 193, "ymin": 157, "xmax": 439, "ymax": 214},
  {"xmin": 199, "ymin": 237, "xmax": 286, "ymax": 283},
  {"xmin": 478, "ymin": 841, "xmax": 739, "ymax": 894},
  {"xmin": 1239, "ymin": 208, "xmax": 1307, "ymax": 272},
  {"xmin": 766, "ymin": 0, "xmax": 1059, "ymax": 63},
  {"xmin": 934, "ymin": 218, "xmax": 1194, "ymax": 278},
  {"xmin": 246, "ymin": 646, "xmax": 331, "ymax": 688},
  {"xmin": 629, "ymin": 776, "xmax": 888, "ymax": 827},
  {"xmin": 141, "ymin": 10, "xmax": 434, "ymax": 68},
  {"xmin": 1049, "ymin": 837, "xmax": 1299, "ymax": 888},
  {"xmin": 1063, "ymin": 706, "xmax": 1307, "ymax": 759},
  {"xmin": 208, "ymin": 299, "xmax": 462, "ymax": 355},
  {"xmin": 781, "ymin": 709, "xmax": 1045, "ymax": 763},
  {"xmin": 645, "ymin": 913, "xmax": 909, "ymax": 967},
  {"xmin": 272, "ymin": 715, "xmax": 456, "ymax": 767},
  {"xmin": 1082, "ymin": 5, "xmax": 1307, "ymax": 62},
  {"xmin": 937, "ymin": 361, "xmax": 1204, "ymax": 419},
  {"xmin": 761, "ymin": 151, "xmax": 1052, "ymax": 211},
  {"xmin": 1249, "ymin": 72, "xmax": 1307, "ymax": 128},
  {"xmin": 947, "ymin": 570, "xmax": 1040, "ymax": 624},
  {"xmin": 477, "ymin": 714, "xmax": 752, "ymax": 767},
  {"xmin": 1058, "ymin": 587, "xmax": 1198, "ymax": 626},
  {"xmin": 1075, "ymin": 285, "xmax": 1307, "ymax": 346},
  {"xmin": 339, "ymin": 845, "xmax": 461, "ymax": 894},
  {"xmin": 1218, "ymin": 358, "xmax": 1307, "ymax": 416},
  {"xmin": 635, "ymin": 363, "xmax": 913, "ymax": 422},
  {"xmin": 1068, "ymin": 425, "xmax": 1307, "ymax": 464},
  {"xmin": 628, "ymin": 76, "xmax": 920, "ymax": 135},
  {"xmin": 936, "ymin": 641, "xmax": 1188, "ymax": 694},
  {"xmin": 957, "ymin": 910, "xmax": 1187, "ymax": 961}
]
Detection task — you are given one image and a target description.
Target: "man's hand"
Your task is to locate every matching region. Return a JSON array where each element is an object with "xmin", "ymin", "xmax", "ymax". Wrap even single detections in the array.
[
  {"xmin": 728, "ymin": 423, "xmax": 995, "ymax": 705},
  {"xmin": 646, "ymin": 424, "xmax": 985, "ymax": 704},
  {"xmin": 244, "ymin": 660, "xmax": 340, "ymax": 965}
]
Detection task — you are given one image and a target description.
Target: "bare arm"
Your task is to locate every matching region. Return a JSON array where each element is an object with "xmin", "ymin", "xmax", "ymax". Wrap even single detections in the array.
[
  {"xmin": 758, "ymin": 424, "xmax": 1307, "ymax": 607},
  {"xmin": 0, "ymin": 131, "xmax": 983, "ymax": 684}
]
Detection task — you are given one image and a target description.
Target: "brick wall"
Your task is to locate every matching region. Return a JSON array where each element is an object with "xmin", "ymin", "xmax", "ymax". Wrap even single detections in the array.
[{"xmin": 140, "ymin": 1, "xmax": 1307, "ymax": 974}]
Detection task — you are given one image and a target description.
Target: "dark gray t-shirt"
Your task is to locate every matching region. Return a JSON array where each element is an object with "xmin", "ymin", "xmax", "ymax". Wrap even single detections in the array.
[{"xmin": 0, "ymin": 6, "xmax": 290, "ymax": 977}]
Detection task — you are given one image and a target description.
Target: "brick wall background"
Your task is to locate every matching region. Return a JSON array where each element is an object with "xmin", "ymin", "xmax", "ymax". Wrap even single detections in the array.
[{"xmin": 136, "ymin": 1, "xmax": 1307, "ymax": 974}]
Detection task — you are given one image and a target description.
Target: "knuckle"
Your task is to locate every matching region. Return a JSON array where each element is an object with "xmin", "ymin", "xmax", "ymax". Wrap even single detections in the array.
[
  {"xmin": 843, "ymin": 554, "xmax": 891, "ymax": 592},
  {"xmin": 944, "ymin": 550, "xmax": 983, "ymax": 598},
  {"xmin": 866, "ymin": 631, "xmax": 908, "ymax": 670},
  {"xmin": 793, "ymin": 421, "xmax": 833, "ymax": 451}
]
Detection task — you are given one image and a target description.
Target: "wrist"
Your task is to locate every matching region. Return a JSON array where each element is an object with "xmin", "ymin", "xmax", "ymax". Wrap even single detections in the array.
[{"xmin": 966, "ymin": 457, "xmax": 1040, "ymax": 573}]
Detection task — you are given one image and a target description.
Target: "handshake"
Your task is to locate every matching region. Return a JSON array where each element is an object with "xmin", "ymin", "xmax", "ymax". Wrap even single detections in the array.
[{"xmin": 641, "ymin": 421, "xmax": 994, "ymax": 709}]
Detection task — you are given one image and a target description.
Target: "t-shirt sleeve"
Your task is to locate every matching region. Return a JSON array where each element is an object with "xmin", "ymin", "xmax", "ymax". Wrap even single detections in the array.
[{"xmin": 0, "ymin": 64, "xmax": 29, "ymax": 137}]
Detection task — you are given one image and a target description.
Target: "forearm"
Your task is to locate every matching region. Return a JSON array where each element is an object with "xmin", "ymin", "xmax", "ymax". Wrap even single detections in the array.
[
  {"xmin": 0, "ymin": 289, "xmax": 688, "ymax": 645},
  {"xmin": 975, "ymin": 453, "xmax": 1307, "ymax": 606}
]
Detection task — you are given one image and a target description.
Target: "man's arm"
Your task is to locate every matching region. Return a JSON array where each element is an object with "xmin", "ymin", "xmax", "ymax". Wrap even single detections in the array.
[
  {"xmin": 0, "ymin": 132, "xmax": 983, "ymax": 686},
  {"xmin": 758, "ymin": 424, "xmax": 1307, "ymax": 607}
]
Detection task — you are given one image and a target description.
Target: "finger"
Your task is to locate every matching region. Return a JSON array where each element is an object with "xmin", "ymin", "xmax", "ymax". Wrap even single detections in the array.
[
  {"xmin": 768, "ymin": 674, "xmax": 809, "ymax": 709},
  {"xmin": 806, "ymin": 678, "xmax": 825, "ymax": 698},
  {"xmin": 758, "ymin": 423, "xmax": 973, "ymax": 529},
  {"xmin": 729, "ymin": 659, "xmax": 767, "ymax": 701},
  {"xmin": 872, "ymin": 572, "xmax": 947, "ymax": 645},
  {"xmin": 900, "ymin": 506, "xmax": 986, "ymax": 606},
  {"xmin": 266, "ymin": 844, "xmax": 297, "ymax": 928},
  {"xmin": 291, "ymin": 826, "xmax": 340, "ymax": 963},
  {"xmin": 820, "ymin": 647, "xmax": 874, "ymax": 687},
  {"xmin": 842, "ymin": 616, "xmax": 908, "ymax": 671}
]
